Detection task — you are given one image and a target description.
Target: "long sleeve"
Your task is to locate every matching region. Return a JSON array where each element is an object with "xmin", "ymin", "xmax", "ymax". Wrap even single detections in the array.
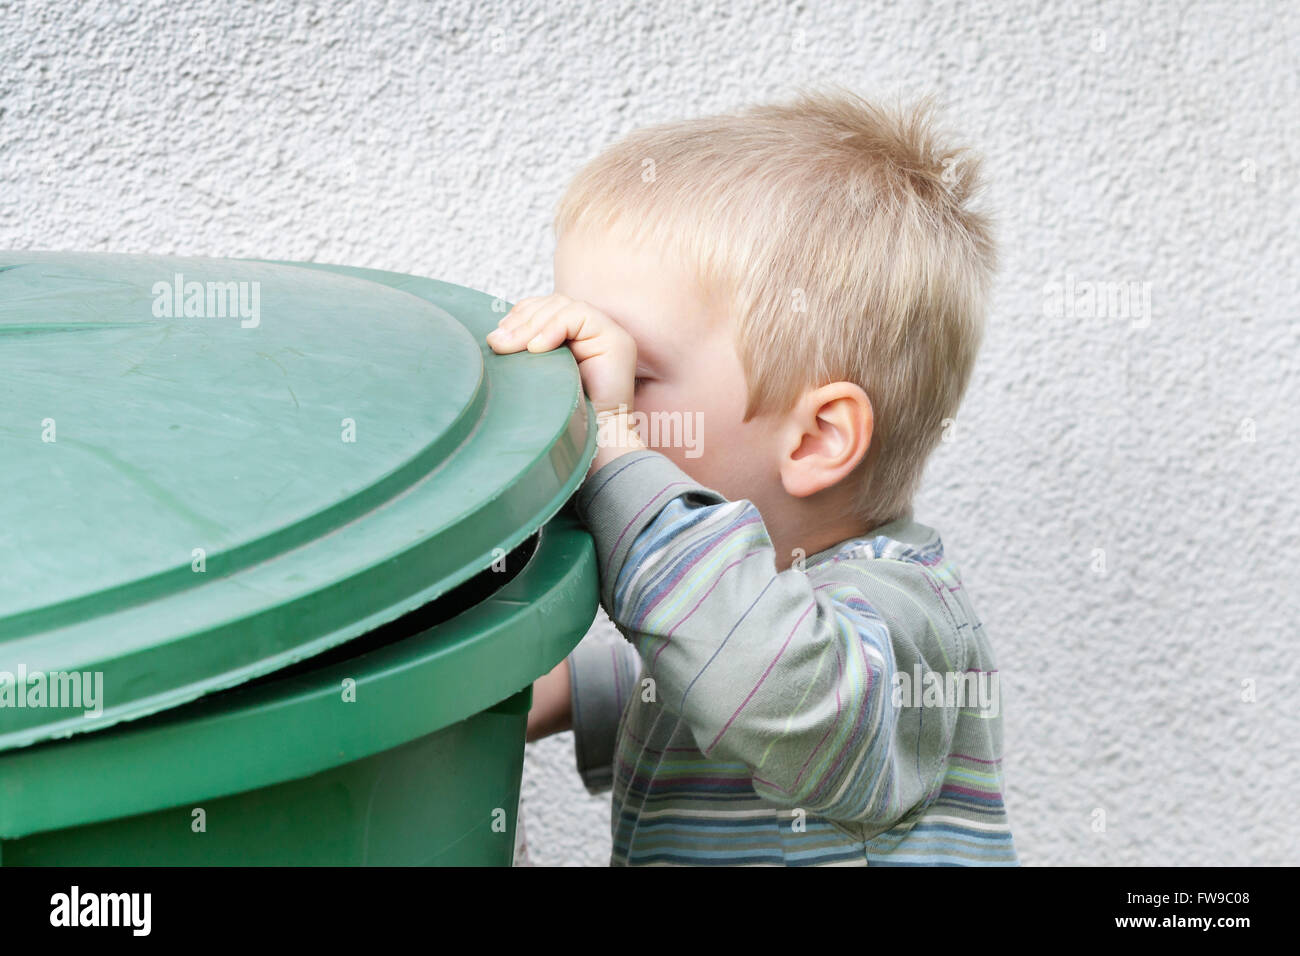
[
  {"xmin": 566, "ymin": 611, "xmax": 641, "ymax": 795},
  {"xmin": 573, "ymin": 449, "xmax": 947, "ymax": 831}
]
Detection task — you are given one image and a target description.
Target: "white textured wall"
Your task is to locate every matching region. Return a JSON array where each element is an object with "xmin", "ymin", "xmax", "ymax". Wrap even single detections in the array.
[{"xmin": 3, "ymin": 0, "xmax": 1296, "ymax": 866}]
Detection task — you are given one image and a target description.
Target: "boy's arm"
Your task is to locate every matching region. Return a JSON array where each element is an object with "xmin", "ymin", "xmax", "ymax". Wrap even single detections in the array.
[
  {"xmin": 574, "ymin": 448, "xmax": 945, "ymax": 830},
  {"xmin": 565, "ymin": 617, "xmax": 641, "ymax": 794},
  {"xmin": 524, "ymin": 621, "xmax": 640, "ymax": 795}
]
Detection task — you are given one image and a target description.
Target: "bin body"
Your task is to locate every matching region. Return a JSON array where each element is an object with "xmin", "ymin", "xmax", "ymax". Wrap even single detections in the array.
[
  {"xmin": 2, "ymin": 689, "xmax": 529, "ymax": 866},
  {"xmin": 0, "ymin": 253, "xmax": 598, "ymax": 865}
]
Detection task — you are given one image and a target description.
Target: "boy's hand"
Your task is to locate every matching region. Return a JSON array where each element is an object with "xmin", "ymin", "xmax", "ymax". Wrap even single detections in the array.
[{"xmin": 485, "ymin": 294, "xmax": 635, "ymax": 417}]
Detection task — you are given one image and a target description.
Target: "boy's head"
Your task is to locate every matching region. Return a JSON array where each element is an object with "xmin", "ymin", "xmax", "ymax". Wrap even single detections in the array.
[{"xmin": 553, "ymin": 87, "xmax": 997, "ymax": 545}]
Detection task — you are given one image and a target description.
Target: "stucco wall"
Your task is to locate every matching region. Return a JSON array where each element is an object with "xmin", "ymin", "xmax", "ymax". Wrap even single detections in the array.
[{"xmin": 3, "ymin": 0, "xmax": 1296, "ymax": 865}]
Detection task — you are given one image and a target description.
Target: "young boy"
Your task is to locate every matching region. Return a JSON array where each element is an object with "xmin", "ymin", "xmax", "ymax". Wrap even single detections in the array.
[{"xmin": 490, "ymin": 88, "xmax": 1017, "ymax": 866}]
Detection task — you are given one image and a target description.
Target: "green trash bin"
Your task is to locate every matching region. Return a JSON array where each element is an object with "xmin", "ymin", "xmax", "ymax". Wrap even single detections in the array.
[{"xmin": 0, "ymin": 252, "xmax": 599, "ymax": 865}]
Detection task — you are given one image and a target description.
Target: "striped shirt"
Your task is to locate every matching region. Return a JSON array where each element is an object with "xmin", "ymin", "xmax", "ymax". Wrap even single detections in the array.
[{"xmin": 568, "ymin": 449, "xmax": 1017, "ymax": 866}]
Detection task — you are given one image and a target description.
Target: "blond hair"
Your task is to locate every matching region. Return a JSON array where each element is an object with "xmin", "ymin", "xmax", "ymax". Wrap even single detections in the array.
[{"xmin": 553, "ymin": 86, "xmax": 997, "ymax": 529}]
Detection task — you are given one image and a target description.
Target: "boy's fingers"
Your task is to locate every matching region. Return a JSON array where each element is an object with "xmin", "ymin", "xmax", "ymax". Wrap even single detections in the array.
[
  {"xmin": 523, "ymin": 302, "xmax": 588, "ymax": 350},
  {"xmin": 498, "ymin": 297, "xmax": 547, "ymax": 331},
  {"xmin": 521, "ymin": 295, "xmax": 573, "ymax": 336},
  {"xmin": 561, "ymin": 300, "xmax": 614, "ymax": 341},
  {"xmin": 527, "ymin": 302, "xmax": 589, "ymax": 349},
  {"xmin": 524, "ymin": 314, "xmax": 571, "ymax": 352},
  {"xmin": 502, "ymin": 293, "xmax": 571, "ymax": 328},
  {"xmin": 486, "ymin": 322, "xmax": 522, "ymax": 350},
  {"xmin": 487, "ymin": 297, "xmax": 567, "ymax": 351},
  {"xmin": 498, "ymin": 302, "xmax": 556, "ymax": 348},
  {"xmin": 528, "ymin": 303, "xmax": 631, "ymax": 367},
  {"xmin": 489, "ymin": 298, "xmax": 552, "ymax": 349},
  {"xmin": 488, "ymin": 295, "xmax": 628, "ymax": 359}
]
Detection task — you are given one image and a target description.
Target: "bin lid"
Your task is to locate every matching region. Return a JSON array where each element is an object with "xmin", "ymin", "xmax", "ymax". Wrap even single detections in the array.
[{"xmin": 0, "ymin": 252, "xmax": 594, "ymax": 750}]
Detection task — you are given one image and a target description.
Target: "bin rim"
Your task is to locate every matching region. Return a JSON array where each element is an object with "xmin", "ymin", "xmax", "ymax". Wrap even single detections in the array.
[{"xmin": 0, "ymin": 507, "xmax": 597, "ymax": 839}]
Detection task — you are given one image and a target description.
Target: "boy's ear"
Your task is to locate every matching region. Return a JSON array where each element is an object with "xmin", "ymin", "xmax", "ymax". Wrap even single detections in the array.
[{"xmin": 778, "ymin": 383, "xmax": 873, "ymax": 499}]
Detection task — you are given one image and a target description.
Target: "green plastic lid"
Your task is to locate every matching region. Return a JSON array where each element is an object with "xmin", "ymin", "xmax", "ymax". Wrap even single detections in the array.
[{"xmin": 0, "ymin": 252, "xmax": 594, "ymax": 750}]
